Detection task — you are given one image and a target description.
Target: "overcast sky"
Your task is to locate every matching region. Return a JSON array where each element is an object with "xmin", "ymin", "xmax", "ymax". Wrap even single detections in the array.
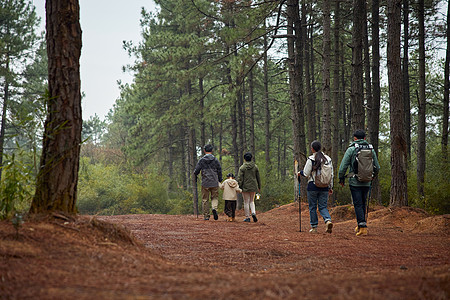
[{"xmin": 33, "ymin": 0, "xmax": 158, "ymax": 121}]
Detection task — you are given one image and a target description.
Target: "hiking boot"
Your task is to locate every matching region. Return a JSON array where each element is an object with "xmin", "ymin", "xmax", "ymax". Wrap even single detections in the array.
[
  {"xmin": 355, "ymin": 226, "xmax": 360, "ymax": 233},
  {"xmin": 309, "ymin": 227, "xmax": 318, "ymax": 233},
  {"xmin": 212, "ymin": 209, "xmax": 218, "ymax": 220},
  {"xmin": 231, "ymin": 217, "xmax": 235, "ymax": 222},
  {"xmin": 226, "ymin": 217, "xmax": 233, "ymax": 222},
  {"xmin": 204, "ymin": 215, "xmax": 210, "ymax": 221},
  {"xmin": 325, "ymin": 221, "xmax": 333, "ymax": 233},
  {"xmin": 243, "ymin": 218, "xmax": 251, "ymax": 222},
  {"xmin": 252, "ymin": 214, "xmax": 258, "ymax": 223},
  {"xmin": 356, "ymin": 227, "xmax": 368, "ymax": 236}
]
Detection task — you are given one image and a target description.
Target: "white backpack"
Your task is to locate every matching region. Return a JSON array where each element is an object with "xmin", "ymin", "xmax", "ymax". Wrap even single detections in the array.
[{"xmin": 314, "ymin": 159, "xmax": 333, "ymax": 188}]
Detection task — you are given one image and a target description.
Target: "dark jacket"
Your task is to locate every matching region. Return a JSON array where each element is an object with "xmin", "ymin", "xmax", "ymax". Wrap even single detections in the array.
[
  {"xmin": 194, "ymin": 154, "xmax": 222, "ymax": 188},
  {"xmin": 338, "ymin": 139, "xmax": 380, "ymax": 187},
  {"xmin": 237, "ymin": 161, "xmax": 261, "ymax": 193}
]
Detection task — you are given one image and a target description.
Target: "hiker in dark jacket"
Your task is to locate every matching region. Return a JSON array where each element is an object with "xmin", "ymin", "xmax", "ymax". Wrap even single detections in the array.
[
  {"xmin": 194, "ymin": 144, "xmax": 222, "ymax": 221},
  {"xmin": 237, "ymin": 152, "xmax": 261, "ymax": 222},
  {"xmin": 338, "ymin": 130, "xmax": 380, "ymax": 236}
]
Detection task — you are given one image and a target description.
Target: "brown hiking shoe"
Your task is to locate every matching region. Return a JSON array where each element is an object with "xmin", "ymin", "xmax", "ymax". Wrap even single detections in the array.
[
  {"xmin": 355, "ymin": 226, "xmax": 360, "ymax": 233},
  {"xmin": 325, "ymin": 221, "xmax": 333, "ymax": 233},
  {"xmin": 356, "ymin": 227, "xmax": 368, "ymax": 236}
]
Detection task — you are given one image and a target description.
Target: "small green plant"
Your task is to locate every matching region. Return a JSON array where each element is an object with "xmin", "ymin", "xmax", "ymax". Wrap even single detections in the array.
[{"xmin": 0, "ymin": 153, "xmax": 34, "ymax": 219}]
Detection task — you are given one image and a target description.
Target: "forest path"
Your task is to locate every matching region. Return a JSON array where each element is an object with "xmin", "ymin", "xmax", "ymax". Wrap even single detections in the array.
[{"xmin": 1, "ymin": 203, "xmax": 449, "ymax": 299}]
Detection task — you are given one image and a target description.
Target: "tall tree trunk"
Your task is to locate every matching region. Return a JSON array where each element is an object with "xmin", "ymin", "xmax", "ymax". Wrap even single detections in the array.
[
  {"xmin": 264, "ymin": 30, "xmax": 271, "ymax": 173},
  {"xmin": 351, "ymin": 0, "xmax": 365, "ymax": 132},
  {"xmin": 188, "ymin": 126, "xmax": 198, "ymax": 216},
  {"xmin": 370, "ymin": 0, "xmax": 382, "ymax": 204},
  {"xmin": 363, "ymin": 0, "xmax": 372, "ymax": 131},
  {"xmin": 287, "ymin": 0, "xmax": 305, "ymax": 203},
  {"xmin": 30, "ymin": 0, "xmax": 82, "ymax": 214},
  {"xmin": 248, "ymin": 71, "xmax": 256, "ymax": 158},
  {"xmin": 403, "ymin": 0, "xmax": 411, "ymax": 161},
  {"xmin": 322, "ymin": 0, "xmax": 332, "ymax": 156},
  {"xmin": 443, "ymin": 1, "xmax": 450, "ymax": 161},
  {"xmin": 282, "ymin": 128, "xmax": 287, "ymax": 181},
  {"xmin": 331, "ymin": 0, "xmax": 341, "ymax": 205},
  {"xmin": 219, "ymin": 119, "xmax": 223, "ymax": 164},
  {"xmin": 303, "ymin": 1, "xmax": 314, "ymax": 146},
  {"xmin": 387, "ymin": 0, "xmax": 408, "ymax": 207},
  {"xmin": 180, "ymin": 126, "xmax": 187, "ymax": 189},
  {"xmin": 309, "ymin": 16, "xmax": 318, "ymax": 141},
  {"xmin": 168, "ymin": 131, "xmax": 174, "ymax": 191},
  {"xmin": 0, "ymin": 78, "xmax": 9, "ymax": 183},
  {"xmin": 341, "ymin": 41, "xmax": 349, "ymax": 149},
  {"xmin": 237, "ymin": 84, "xmax": 245, "ymax": 165},
  {"xmin": 417, "ymin": 0, "xmax": 426, "ymax": 200},
  {"xmin": 200, "ymin": 77, "xmax": 206, "ymax": 148}
]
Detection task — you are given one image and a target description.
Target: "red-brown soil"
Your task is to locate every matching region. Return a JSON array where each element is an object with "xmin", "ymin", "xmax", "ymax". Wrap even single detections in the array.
[{"xmin": 1, "ymin": 203, "xmax": 449, "ymax": 299}]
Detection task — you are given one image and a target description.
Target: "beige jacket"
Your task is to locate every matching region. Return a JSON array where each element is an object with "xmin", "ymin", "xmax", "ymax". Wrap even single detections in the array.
[{"xmin": 219, "ymin": 179, "xmax": 242, "ymax": 201}]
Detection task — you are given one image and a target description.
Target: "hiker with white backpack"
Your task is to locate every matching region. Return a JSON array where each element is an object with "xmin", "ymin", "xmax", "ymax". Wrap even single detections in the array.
[{"xmin": 298, "ymin": 140, "xmax": 334, "ymax": 234}]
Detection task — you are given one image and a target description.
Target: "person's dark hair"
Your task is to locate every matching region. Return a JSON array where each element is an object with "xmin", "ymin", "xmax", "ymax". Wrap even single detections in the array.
[
  {"xmin": 243, "ymin": 152, "xmax": 252, "ymax": 162},
  {"xmin": 226, "ymin": 173, "xmax": 234, "ymax": 178},
  {"xmin": 353, "ymin": 129, "xmax": 366, "ymax": 139},
  {"xmin": 204, "ymin": 144, "xmax": 213, "ymax": 153},
  {"xmin": 311, "ymin": 140, "xmax": 326, "ymax": 170}
]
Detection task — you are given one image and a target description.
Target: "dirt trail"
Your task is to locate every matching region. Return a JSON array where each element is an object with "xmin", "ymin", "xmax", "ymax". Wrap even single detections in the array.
[{"xmin": 1, "ymin": 203, "xmax": 449, "ymax": 299}]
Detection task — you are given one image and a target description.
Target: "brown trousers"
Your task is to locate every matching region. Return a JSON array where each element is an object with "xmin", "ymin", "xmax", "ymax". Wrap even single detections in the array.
[{"xmin": 201, "ymin": 186, "xmax": 219, "ymax": 217}]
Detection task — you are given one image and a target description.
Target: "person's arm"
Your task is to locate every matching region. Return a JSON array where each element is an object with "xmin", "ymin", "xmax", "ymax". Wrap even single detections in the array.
[
  {"xmin": 237, "ymin": 167, "xmax": 243, "ymax": 188},
  {"xmin": 256, "ymin": 166, "xmax": 261, "ymax": 190},
  {"xmin": 193, "ymin": 158, "xmax": 202, "ymax": 176},
  {"xmin": 338, "ymin": 148, "xmax": 352, "ymax": 185},
  {"xmin": 372, "ymin": 149, "xmax": 380, "ymax": 177},
  {"xmin": 329, "ymin": 159, "xmax": 334, "ymax": 189},
  {"xmin": 301, "ymin": 159, "xmax": 313, "ymax": 178},
  {"xmin": 216, "ymin": 159, "xmax": 222, "ymax": 182}
]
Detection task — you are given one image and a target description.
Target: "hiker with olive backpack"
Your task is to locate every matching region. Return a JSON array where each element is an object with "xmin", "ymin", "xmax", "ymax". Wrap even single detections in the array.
[
  {"xmin": 299, "ymin": 141, "xmax": 334, "ymax": 234},
  {"xmin": 338, "ymin": 130, "xmax": 380, "ymax": 236}
]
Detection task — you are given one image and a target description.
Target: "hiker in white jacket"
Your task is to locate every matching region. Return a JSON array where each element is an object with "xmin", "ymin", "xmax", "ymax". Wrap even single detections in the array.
[
  {"xmin": 219, "ymin": 173, "xmax": 242, "ymax": 222},
  {"xmin": 299, "ymin": 140, "xmax": 334, "ymax": 234}
]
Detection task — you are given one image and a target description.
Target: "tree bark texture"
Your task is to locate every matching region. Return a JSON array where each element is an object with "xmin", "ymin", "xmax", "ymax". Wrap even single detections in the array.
[
  {"xmin": 370, "ymin": 0, "xmax": 382, "ymax": 204},
  {"xmin": 287, "ymin": 0, "xmax": 306, "ymax": 202},
  {"xmin": 417, "ymin": 0, "xmax": 426, "ymax": 198},
  {"xmin": 443, "ymin": 1, "xmax": 450, "ymax": 161},
  {"xmin": 351, "ymin": 0, "xmax": 365, "ymax": 132},
  {"xmin": 0, "ymin": 78, "xmax": 8, "ymax": 183},
  {"xmin": 331, "ymin": 0, "xmax": 341, "ymax": 205},
  {"xmin": 387, "ymin": 0, "xmax": 408, "ymax": 207},
  {"xmin": 248, "ymin": 71, "xmax": 256, "ymax": 159},
  {"xmin": 417, "ymin": 0, "xmax": 426, "ymax": 200},
  {"xmin": 303, "ymin": 1, "xmax": 315, "ymax": 146},
  {"xmin": 30, "ymin": 0, "xmax": 82, "ymax": 214},
  {"xmin": 322, "ymin": 0, "xmax": 332, "ymax": 156},
  {"xmin": 402, "ymin": 0, "xmax": 411, "ymax": 161},
  {"xmin": 363, "ymin": 0, "xmax": 372, "ymax": 133},
  {"xmin": 264, "ymin": 31, "xmax": 271, "ymax": 174},
  {"xmin": 188, "ymin": 127, "xmax": 198, "ymax": 216}
]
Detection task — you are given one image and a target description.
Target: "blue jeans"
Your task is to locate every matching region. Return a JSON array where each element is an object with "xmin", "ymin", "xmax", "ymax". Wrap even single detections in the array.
[
  {"xmin": 307, "ymin": 190, "xmax": 331, "ymax": 227},
  {"xmin": 350, "ymin": 186, "xmax": 370, "ymax": 227}
]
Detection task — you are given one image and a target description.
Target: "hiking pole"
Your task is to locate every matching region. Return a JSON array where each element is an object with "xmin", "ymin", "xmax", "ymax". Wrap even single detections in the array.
[
  {"xmin": 366, "ymin": 184, "xmax": 372, "ymax": 223},
  {"xmin": 298, "ymin": 179, "xmax": 301, "ymax": 232},
  {"xmin": 193, "ymin": 174, "xmax": 198, "ymax": 218}
]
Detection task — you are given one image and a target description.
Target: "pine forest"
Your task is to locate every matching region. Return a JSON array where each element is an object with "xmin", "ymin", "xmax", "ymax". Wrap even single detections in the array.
[{"xmin": 0, "ymin": 0, "xmax": 449, "ymax": 218}]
